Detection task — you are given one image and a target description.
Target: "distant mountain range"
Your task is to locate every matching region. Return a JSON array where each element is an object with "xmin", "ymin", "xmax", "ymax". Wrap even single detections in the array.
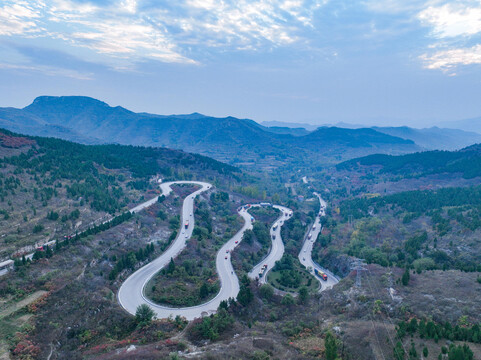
[
  {"xmin": 0, "ymin": 96, "xmax": 424, "ymax": 168},
  {"xmin": 262, "ymin": 122, "xmax": 481, "ymax": 151},
  {"xmin": 372, "ymin": 126, "xmax": 481, "ymax": 151},
  {"xmin": 260, "ymin": 120, "xmax": 319, "ymax": 131},
  {"xmin": 439, "ymin": 117, "xmax": 481, "ymax": 134}
]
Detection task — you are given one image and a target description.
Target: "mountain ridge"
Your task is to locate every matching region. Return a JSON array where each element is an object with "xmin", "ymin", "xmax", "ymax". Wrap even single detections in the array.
[{"xmin": 0, "ymin": 95, "xmax": 421, "ymax": 167}]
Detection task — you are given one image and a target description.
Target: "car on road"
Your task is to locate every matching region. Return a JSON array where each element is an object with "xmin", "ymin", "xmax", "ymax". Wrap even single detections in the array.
[
  {"xmin": 225, "ymin": 256, "xmax": 228, "ymax": 259},
  {"xmin": 235, "ymin": 240, "xmax": 238, "ymax": 244},
  {"xmin": 226, "ymin": 250, "xmax": 229, "ymax": 253}
]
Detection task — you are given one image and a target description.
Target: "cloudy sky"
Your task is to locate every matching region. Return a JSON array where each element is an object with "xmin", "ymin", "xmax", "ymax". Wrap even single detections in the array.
[{"xmin": 1, "ymin": 0, "xmax": 481, "ymax": 127}]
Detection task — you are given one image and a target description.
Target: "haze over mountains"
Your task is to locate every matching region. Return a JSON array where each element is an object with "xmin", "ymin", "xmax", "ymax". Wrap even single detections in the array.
[
  {"xmin": 439, "ymin": 117, "xmax": 481, "ymax": 134},
  {"xmin": 372, "ymin": 126, "xmax": 481, "ymax": 151},
  {"xmin": 263, "ymin": 120, "xmax": 481, "ymax": 151},
  {"xmin": 1, "ymin": 95, "xmax": 479, "ymax": 168}
]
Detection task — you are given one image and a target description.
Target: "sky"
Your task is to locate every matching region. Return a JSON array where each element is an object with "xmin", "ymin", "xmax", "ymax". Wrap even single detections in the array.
[{"xmin": 1, "ymin": 0, "xmax": 481, "ymax": 127}]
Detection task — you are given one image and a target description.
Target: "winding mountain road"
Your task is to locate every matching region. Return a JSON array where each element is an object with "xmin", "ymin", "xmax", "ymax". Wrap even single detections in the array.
[
  {"xmin": 298, "ymin": 192, "xmax": 339, "ymax": 291},
  {"xmin": 118, "ymin": 181, "xmax": 254, "ymax": 320},
  {"xmin": 247, "ymin": 205, "xmax": 292, "ymax": 284}
]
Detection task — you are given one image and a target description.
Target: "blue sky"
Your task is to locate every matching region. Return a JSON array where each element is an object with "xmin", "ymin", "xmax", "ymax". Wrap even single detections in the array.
[{"xmin": 1, "ymin": 0, "xmax": 481, "ymax": 127}]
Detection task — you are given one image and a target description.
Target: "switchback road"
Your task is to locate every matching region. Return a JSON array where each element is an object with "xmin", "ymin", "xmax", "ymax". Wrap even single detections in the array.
[
  {"xmin": 247, "ymin": 205, "xmax": 292, "ymax": 284},
  {"xmin": 118, "ymin": 181, "xmax": 254, "ymax": 320},
  {"xmin": 298, "ymin": 192, "xmax": 339, "ymax": 291}
]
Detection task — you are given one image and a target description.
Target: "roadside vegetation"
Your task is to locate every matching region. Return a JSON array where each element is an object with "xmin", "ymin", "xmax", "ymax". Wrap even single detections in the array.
[
  {"xmin": 145, "ymin": 189, "xmax": 243, "ymax": 307},
  {"xmin": 268, "ymin": 254, "xmax": 318, "ymax": 292},
  {"xmin": 231, "ymin": 205, "xmax": 280, "ymax": 275},
  {"xmin": 267, "ymin": 210, "xmax": 317, "ymax": 293}
]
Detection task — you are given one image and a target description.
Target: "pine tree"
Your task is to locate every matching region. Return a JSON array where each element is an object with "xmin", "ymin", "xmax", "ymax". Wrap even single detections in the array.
[
  {"xmin": 298, "ymin": 286, "xmax": 309, "ymax": 303},
  {"xmin": 394, "ymin": 341, "xmax": 405, "ymax": 360},
  {"xmin": 409, "ymin": 341, "xmax": 418, "ymax": 359},
  {"xmin": 45, "ymin": 245, "xmax": 53, "ymax": 258},
  {"xmin": 325, "ymin": 331, "xmax": 337, "ymax": 360},
  {"xmin": 423, "ymin": 347, "xmax": 428, "ymax": 358},
  {"xmin": 135, "ymin": 304, "xmax": 155, "ymax": 326},
  {"xmin": 402, "ymin": 267, "xmax": 411, "ymax": 286},
  {"xmin": 199, "ymin": 283, "xmax": 209, "ymax": 298},
  {"xmin": 167, "ymin": 257, "xmax": 175, "ymax": 274},
  {"xmin": 237, "ymin": 283, "xmax": 253, "ymax": 306}
]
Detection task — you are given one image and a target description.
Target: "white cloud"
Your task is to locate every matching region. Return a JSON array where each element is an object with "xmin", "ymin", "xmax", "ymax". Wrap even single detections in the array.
[
  {"xmin": 0, "ymin": 0, "xmax": 328, "ymax": 68},
  {"xmin": 122, "ymin": 0, "xmax": 138, "ymax": 14},
  {"xmin": 66, "ymin": 21, "xmax": 196, "ymax": 64},
  {"xmin": 0, "ymin": 3, "xmax": 40, "ymax": 36},
  {"xmin": 415, "ymin": 2, "xmax": 481, "ymax": 72},
  {"xmin": 164, "ymin": 0, "xmax": 327, "ymax": 48},
  {"xmin": 420, "ymin": 44, "xmax": 481, "ymax": 70},
  {"xmin": 45, "ymin": 0, "xmax": 195, "ymax": 65},
  {"xmin": 418, "ymin": 3, "xmax": 481, "ymax": 38}
]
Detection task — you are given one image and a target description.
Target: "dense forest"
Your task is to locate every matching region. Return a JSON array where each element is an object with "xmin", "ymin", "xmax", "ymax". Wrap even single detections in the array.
[
  {"xmin": 0, "ymin": 128, "xmax": 245, "ymax": 256},
  {"xmin": 0, "ymin": 129, "xmax": 239, "ymax": 213},
  {"xmin": 340, "ymin": 184, "xmax": 481, "ymax": 226},
  {"xmin": 337, "ymin": 144, "xmax": 481, "ymax": 179}
]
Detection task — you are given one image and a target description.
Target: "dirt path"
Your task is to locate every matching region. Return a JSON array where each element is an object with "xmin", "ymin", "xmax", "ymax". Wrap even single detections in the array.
[{"xmin": 0, "ymin": 290, "xmax": 47, "ymax": 320}]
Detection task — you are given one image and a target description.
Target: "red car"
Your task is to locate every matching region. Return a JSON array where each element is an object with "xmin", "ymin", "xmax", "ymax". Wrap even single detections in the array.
[{"xmin": 235, "ymin": 241, "xmax": 238, "ymax": 244}]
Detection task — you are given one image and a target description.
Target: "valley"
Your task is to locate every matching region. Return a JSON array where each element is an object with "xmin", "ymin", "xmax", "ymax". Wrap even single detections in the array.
[
  {"xmin": 0, "ymin": 121, "xmax": 480, "ymax": 360},
  {"xmin": 3, "ymin": 1, "xmax": 481, "ymax": 358}
]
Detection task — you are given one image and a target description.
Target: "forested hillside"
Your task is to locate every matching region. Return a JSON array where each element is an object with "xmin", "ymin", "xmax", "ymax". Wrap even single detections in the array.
[
  {"xmin": 313, "ymin": 185, "xmax": 481, "ymax": 279},
  {"xmin": 0, "ymin": 128, "xmax": 240, "ymax": 258},
  {"xmin": 338, "ymin": 144, "xmax": 481, "ymax": 179}
]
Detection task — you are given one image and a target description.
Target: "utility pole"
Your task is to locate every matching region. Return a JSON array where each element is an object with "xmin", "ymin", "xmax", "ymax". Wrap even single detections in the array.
[{"xmin": 351, "ymin": 259, "xmax": 367, "ymax": 288}]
